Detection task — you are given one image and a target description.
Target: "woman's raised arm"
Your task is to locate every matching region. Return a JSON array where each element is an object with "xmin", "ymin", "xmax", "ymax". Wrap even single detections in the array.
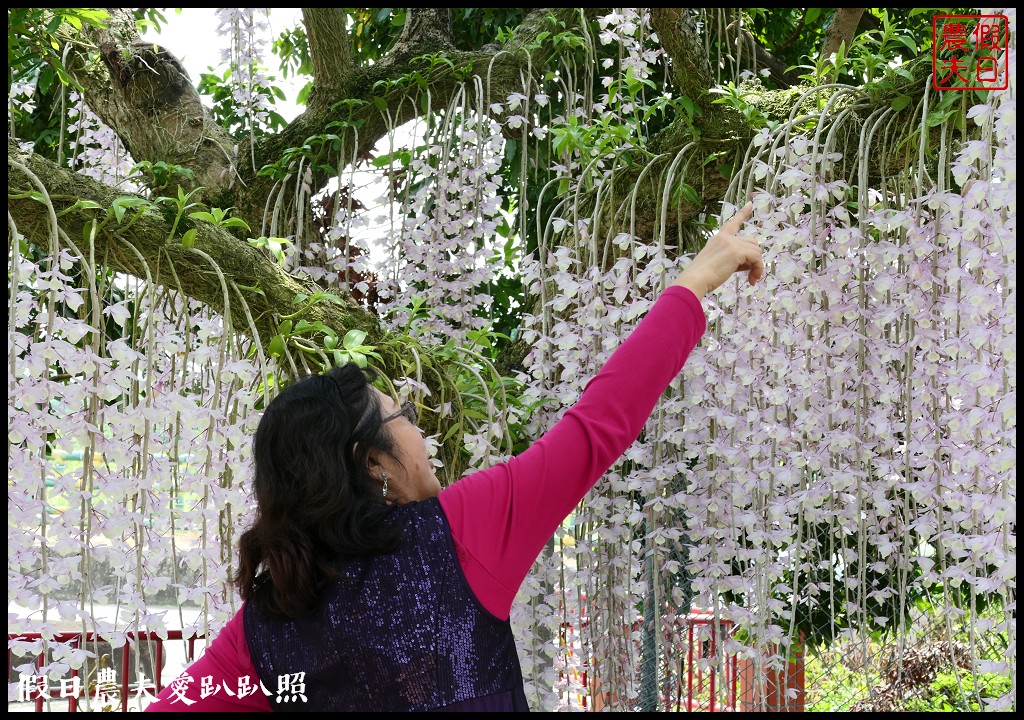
[{"xmin": 438, "ymin": 205, "xmax": 764, "ymax": 620}]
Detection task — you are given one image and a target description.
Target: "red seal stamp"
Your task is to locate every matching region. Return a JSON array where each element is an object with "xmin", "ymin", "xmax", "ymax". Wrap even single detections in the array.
[{"xmin": 932, "ymin": 14, "xmax": 1009, "ymax": 90}]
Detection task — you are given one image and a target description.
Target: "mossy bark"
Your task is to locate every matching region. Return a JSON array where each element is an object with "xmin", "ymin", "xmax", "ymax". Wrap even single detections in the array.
[{"xmin": 9, "ymin": 140, "xmax": 379, "ymax": 352}]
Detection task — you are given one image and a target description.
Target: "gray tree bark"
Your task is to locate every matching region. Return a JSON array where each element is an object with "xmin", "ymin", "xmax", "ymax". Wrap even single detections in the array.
[{"xmin": 821, "ymin": 8, "xmax": 866, "ymax": 59}]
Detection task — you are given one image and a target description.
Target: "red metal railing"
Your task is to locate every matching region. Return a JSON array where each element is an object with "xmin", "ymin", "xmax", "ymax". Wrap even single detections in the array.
[
  {"xmin": 8, "ymin": 630, "xmax": 204, "ymax": 712},
  {"xmin": 683, "ymin": 611, "xmax": 738, "ymax": 711},
  {"xmin": 559, "ymin": 607, "xmax": 739, "ymax": 711}
]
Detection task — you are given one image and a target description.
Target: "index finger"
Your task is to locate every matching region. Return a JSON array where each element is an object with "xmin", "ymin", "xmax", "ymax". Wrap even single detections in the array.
[{"xmin": 721, "ymin": 203, "xmax": 753, "ymax": 234}]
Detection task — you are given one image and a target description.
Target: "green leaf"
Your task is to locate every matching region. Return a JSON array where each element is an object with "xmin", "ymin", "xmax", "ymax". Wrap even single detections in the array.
[
  {"xmin": 22, "ymin": 190, "xmax": 47, "ymax": 204},
  {"xmin": 71, "ymin": 8, "xmax": 109, "ymax": 25},
  {"xmin": 371, "ymin": 149, "xmax": 412, "ymax": 168},
  {"xmin": 64, "ymin": 199, "xmax": 104, "ymax": 213},
  {"xmin": 268, "ymin": 335, "xmax": 286, "ymax": 357},
  {"xmin": 111, "ymin": 196, "xmax": 150, "ymax": 224},
  {"xmin": 679, "ymin": 183, "xmax": 700, "ymax": 206},
  {"xmin": 891, "ymin": 95, "xmax": 912, "ymax": 113},
  {"xmin": 343, "ymin": 329, "xmax": 368, "ymax": 350},
  {"xmin": 82, "ymin": 220, "xmax": 97, "ymax": 246},
  {"xmin": 806, "ymin": 8, "xmax": 820, "ymax": 24},
  {"xmin": 679, "ymin": 95, "xmax": 696, "ymax": 122},
  {"xmin": 235, "ymin": 283, "xmax": 265, "ymax": 297},
  {"xmin": 466, "ymin": 329, "xmax": 493, "ymax": 350},
  {"xmin": 189, "ymin": 211, "xmax": 217, "ymax": 223},
  {"xmin": 53, "ymin": 66, "xmax": 80, "ymax": 91},
  {"xmin": 181, "ymin": 228, "xmax": 197, "ymax": 249},
  {"xmin": 222, "ymin": 217, "xmax": 251, "ymax": 230},
  {"xmin": 37, "ymin": 68, "xmax": 54, "ymax": 95},
  {"xmin": 896, "ymin": 36, "xmax": 918, "ymax": 54},
  {"xmin": 278, "ymin": 319, "xmax": 293, "ymax": 336}
]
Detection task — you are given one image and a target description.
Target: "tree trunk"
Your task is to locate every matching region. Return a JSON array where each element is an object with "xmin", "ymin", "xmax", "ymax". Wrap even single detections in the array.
[{"xmin": 821, "ymin": 9, "xmax": 866, "ymax": 59}]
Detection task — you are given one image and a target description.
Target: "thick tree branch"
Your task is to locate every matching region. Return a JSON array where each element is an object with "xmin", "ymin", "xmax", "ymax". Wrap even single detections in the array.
[
  {"xmin": 69, "ymin": 7, "xmax": 583, "ymax": 230},
  {"xmin": 74, "ymin": 8, "xmax": 236, "ymax": 198},
  {"xmin": 821, "ymin": 8, "xmax": 865, "ymax": 59},
  {"xmin": 237, "ymin": 8, "xmax": 580, "ymax": 220},
  {"xmin": 649, "ymin": 9, "xmax": 713, "ymax": 101},
  {"xmin": 8, "ymin": 140, "xmax": 379, "ymax": 351},
  {"xmin": 64, "ymin": 7, "xmax": 940, "ymax": 289},
  {"xmin": 654, "ymin": 8, "xmax": 800, "ymax": 98},
  {"xmin": 302, "ymin": 8, "xmax": 353, "ymax": 102},
  {"xmin": 391, "ymin": 7, "xmax": 455, "ymax": 60}
]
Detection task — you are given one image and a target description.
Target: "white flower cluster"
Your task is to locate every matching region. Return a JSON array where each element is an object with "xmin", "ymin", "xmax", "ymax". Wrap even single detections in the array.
[
  {"xmin": 66, "ymin": 91, "xmax": 141, "ymax": 190},
  {"xmin": 511, "ymin": 63, "xmax": 1015, "ymax": 711},
  {"xmin": 374, "ymin": 111, "xmax": 508, "ymax": 340},
  {"xmin": 9, "ymin": 258, "xmax": 263, "ymax": 663},
  {"xmin": 216, "ymin": 8, "xmax": 274, "ymax": 128}
]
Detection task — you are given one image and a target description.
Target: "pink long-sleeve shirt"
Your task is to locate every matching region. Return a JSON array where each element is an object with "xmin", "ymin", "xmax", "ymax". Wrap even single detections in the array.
[{"xmin": 146, "ymin": 285, "xmax": 705, "ymax": 711}]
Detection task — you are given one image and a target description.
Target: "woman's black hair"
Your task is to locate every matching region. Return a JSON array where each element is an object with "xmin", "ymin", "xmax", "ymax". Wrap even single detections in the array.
[{"xmin": 235, "ymin": 363, "xmax": 403, "ymax": 619}]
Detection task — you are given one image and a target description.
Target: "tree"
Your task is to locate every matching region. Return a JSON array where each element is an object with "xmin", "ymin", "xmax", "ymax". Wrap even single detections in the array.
[
  {"xmin": 8, "ymin": 8, "xmax": 942, "ymax": 359},
  {"xmin": 8, "ymin": 8, "xmax": 1014, "ymax": 712},
  {"xmin": 8, "ymin": 7, "xmax": 952, "ymax": 466}
]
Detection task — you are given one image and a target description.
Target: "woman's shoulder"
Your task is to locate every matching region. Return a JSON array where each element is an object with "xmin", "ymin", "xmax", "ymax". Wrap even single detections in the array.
[{"xmin": 389, "ymin": 496, "xmax": 449, "ymax": 536}]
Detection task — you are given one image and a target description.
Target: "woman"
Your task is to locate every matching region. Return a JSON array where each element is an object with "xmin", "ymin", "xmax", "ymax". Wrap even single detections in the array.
[{"xmin": 146, "ymin": 205, "xmax": 764, "ymax": 712}]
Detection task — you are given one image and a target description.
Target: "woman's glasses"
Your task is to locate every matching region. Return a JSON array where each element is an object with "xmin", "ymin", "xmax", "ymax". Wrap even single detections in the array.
[{"xmin": 382, "ymin": 401, "xmax": 418, "ymax": 426}]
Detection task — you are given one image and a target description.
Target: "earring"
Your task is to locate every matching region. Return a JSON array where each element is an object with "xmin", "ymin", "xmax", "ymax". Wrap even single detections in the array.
[{"xmin": 381, "ymin": 472, "xmax": 388, "ymax": 498}]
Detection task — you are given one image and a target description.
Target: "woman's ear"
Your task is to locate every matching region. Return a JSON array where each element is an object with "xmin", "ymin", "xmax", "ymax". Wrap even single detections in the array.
[
  {"xmin": 352, "ymin": 442, "xmax": 380, "ymax": 478},
  {"xmin": 365, "ymin": 447, "xmax": 385, "ymax": 478}
]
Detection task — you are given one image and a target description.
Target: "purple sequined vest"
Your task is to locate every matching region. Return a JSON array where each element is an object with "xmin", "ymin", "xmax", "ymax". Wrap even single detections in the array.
[{"xmin": 244, "ymin": 498, "xmax": 530, "ymax": 712}]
